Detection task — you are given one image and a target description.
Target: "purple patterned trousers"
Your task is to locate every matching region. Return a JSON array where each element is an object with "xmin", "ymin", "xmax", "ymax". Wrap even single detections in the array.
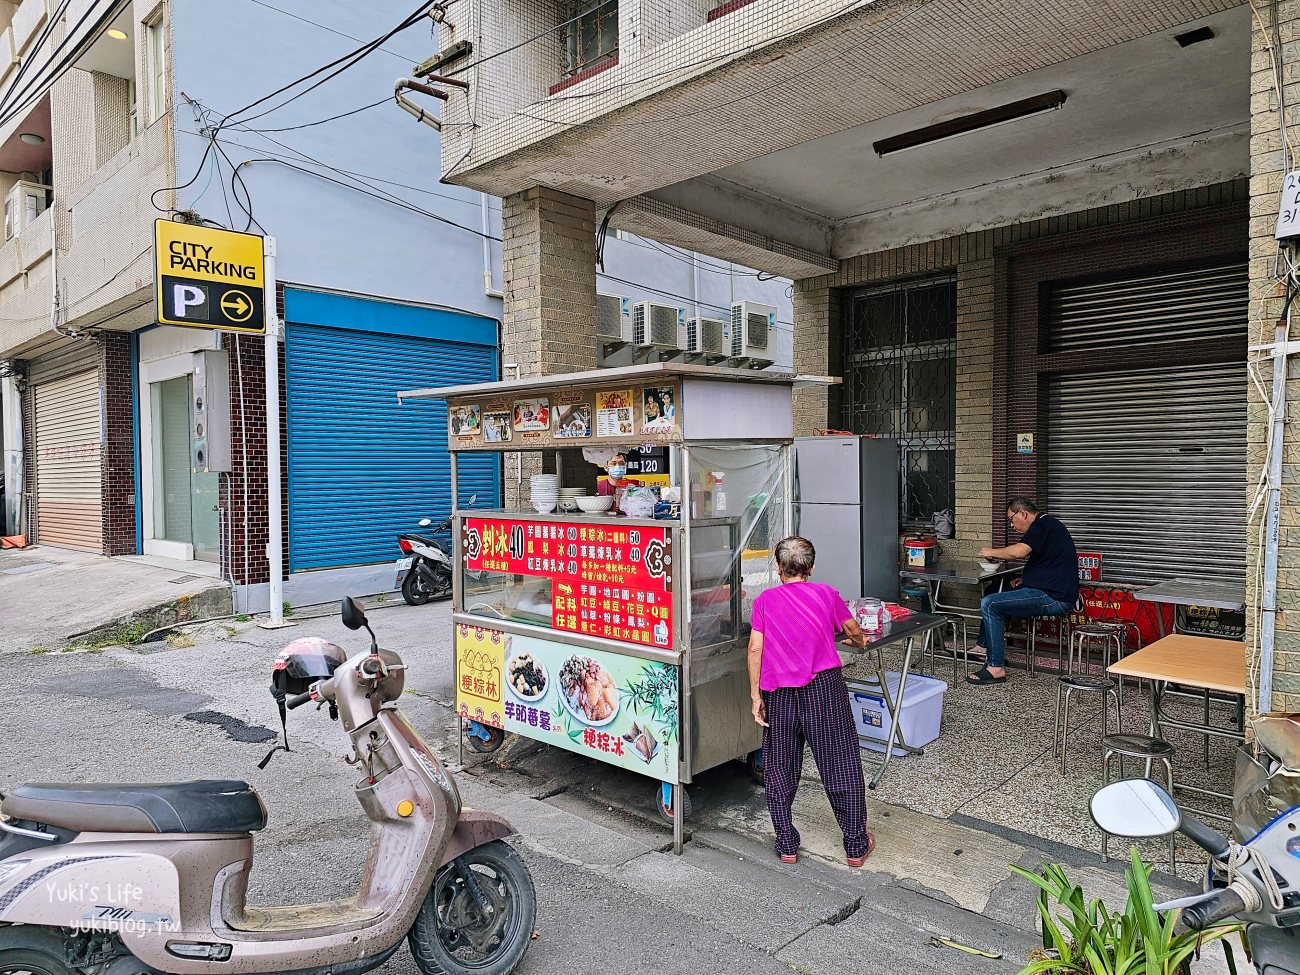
[{"xmin": 762, "ymin": 666, "xmax": 868, "ymax": 858}]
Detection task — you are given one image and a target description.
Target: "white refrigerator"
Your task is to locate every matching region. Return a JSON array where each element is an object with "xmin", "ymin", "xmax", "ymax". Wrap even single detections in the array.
[{"xmin": 793, "ymin": 436, "xmax": 900, "ymax": 601}]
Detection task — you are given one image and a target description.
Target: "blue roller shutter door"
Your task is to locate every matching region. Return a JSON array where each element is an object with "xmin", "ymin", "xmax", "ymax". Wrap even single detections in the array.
[{"xmin": 285, "ymin": 322, "xmax": 499, "ymax": 571}]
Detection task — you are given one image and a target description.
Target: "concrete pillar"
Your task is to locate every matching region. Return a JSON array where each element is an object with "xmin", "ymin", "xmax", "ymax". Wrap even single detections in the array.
[
  {"xmin": 501, "ymin": 187, "xmax": 598, "ymax": 378},
  {"xmin": 790, "ymin": 279, "xmax": 838, "ymax": 434},
  {"xmin": 1249, "ymin": 0, "xmax": 1300, "ymax": 711},
  {"xmin": 500, "ymin": 187, "xmax": 599, "ymax": 504}
]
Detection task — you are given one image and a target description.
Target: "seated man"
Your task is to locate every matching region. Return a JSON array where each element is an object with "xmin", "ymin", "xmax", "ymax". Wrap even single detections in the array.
[{"xmin": 968, "ymin": 497, "xmax": 1079, "ymax": 685}]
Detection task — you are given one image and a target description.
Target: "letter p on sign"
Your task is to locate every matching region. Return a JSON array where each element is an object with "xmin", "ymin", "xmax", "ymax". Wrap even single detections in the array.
[{"xmin": 172, "ymin": 283, "xmax": 208, "ymax": 319}]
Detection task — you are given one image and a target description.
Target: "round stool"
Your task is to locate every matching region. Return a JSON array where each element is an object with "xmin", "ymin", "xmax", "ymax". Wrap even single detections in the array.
[
  {"xmin": 1054, "ymin": 674, "xmax": 1121, "ymax": 774},
  {"xmin": 1101, "ymin": 733, "xmax": 1177, "ymax": 870},
  {"xmin": 1067, "ymin": 622, "xmax": 1125, "ymax": 675}
]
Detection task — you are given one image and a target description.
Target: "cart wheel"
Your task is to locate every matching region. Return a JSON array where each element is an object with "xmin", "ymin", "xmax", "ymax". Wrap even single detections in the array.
[
  {"xmin": 746, "ymin": 748, "xmax": 765, "ymax": 785},
  {"xmin": 654, "ymin": 784, "xmax": 692, "ymax": 825},
  {"xmin": 465, "ymin": 724, "xmax": 505, "ymax": 753}
]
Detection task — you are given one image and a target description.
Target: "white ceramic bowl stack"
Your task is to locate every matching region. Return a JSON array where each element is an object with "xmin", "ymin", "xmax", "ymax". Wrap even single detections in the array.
[
  {"xmin": 530, "ymin": 474, "xmax": 559, "ymax": 513},
  {"xmin": 558, "ymin": 486, "xmax": 589, "ymax": 513}
]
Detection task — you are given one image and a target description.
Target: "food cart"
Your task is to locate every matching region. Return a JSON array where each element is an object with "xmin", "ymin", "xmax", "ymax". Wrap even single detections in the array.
[{"xmin": 398, "ymin": 363, "xmax": 799, "ymax": 853}]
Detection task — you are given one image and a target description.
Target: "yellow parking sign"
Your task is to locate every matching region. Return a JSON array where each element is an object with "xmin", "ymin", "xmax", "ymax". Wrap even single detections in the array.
[{"xmin": 154, "ymin": 220, "xmax": 265, "ymax": 333}]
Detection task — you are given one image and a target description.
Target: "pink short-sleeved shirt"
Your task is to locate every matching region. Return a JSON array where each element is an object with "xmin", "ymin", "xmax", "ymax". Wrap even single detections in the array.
[{"xmin": 751, "ymin": 581, "xmax": 853, "ymax": 691}]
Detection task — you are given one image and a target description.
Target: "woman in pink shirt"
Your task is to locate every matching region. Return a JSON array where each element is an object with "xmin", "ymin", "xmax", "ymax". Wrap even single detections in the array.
[{"xmin": 748, "ymin": 536, "xmax": 872, "ymax": 866}]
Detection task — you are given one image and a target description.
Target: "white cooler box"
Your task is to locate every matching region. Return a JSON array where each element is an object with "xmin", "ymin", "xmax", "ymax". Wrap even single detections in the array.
[{"xmin": 849, "ymin": 671, "xmax": 947, "ymax": 756}]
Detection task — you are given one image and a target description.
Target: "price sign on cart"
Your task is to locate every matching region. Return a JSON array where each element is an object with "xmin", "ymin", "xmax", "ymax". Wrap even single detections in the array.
[{"xmin": 462, "ymin": 516, "xmax": 675, "ymax": 648}]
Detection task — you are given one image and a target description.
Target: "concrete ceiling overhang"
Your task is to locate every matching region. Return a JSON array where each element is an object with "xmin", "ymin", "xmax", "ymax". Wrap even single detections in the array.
[
  {"xmin": 454, "ymin": 0, "xmax": 1243, "ymax": 211},
  {"xmin": 0, "ymin": 96, "xmax": 51, "ymax": 175},
  {"xmin": 460, "ymin": 0, "xmax": 1248, "ymax": 275},
  {"xmin": 637, "ymin": 4, "xmax": 1250, "ymax": 265}
]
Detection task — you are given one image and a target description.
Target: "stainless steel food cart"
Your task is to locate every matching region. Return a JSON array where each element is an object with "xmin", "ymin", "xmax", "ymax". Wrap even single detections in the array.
[{"xmin": 398, "ymin": 363, "xmax": 800, "ymax": 853}]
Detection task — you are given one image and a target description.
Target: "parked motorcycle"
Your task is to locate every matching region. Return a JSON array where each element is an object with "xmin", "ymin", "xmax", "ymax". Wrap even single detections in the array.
[
  {"xmin": 396, "ymin": 516, "xmax": 454, "ymax": 606},
  {"xmin": 1090, "ymin": 776, "xmax": 1299, "ymax": 974},
  {"xmin": 395, "ymin": 496, "xmax": 477, "ymax": 606},
  {"xmin": 0, "ymin": 597, "xmax": 536, "ymax": 975}
]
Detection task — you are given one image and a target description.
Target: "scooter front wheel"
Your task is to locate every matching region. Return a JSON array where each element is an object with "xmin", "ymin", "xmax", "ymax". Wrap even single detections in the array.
[
  {"xmin": 0, "ymin": 926, "xmax": 75, "ymax": 975},
  {"xmin": 408, "ymin": 840, "xmax": 536, "ymax": 975}
]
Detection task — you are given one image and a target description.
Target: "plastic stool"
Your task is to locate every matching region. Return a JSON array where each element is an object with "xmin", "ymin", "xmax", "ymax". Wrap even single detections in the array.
[
  {"xmin": 1054, "ymin": 674, "xmax": 1121, "ymax": 774},
  {"xmin": 1101, "ymin": 734, "xmax": 1176, "ymax": 870}
]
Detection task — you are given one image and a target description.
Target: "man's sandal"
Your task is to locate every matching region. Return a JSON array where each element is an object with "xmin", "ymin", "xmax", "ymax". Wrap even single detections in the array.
[{"xmin": 967, "ymin": 666, "xmax": 1007, "ymax": 685}]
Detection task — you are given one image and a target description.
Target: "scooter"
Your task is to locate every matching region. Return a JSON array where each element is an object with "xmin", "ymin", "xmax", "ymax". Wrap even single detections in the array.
[
  {"xmin": 396, "ymin": 517, "xmax": 454, "ymax": 606},
  {"xmin": 0, "ymin": 597, "xmax": 536, "ymax": 975},
  {"xmin": 396, "ymin": 496, "xmax": 479, "ymax": 607},
  {"xmin": 1090, "ymin": 777, "xmax": 1299, "ymax": 974}
]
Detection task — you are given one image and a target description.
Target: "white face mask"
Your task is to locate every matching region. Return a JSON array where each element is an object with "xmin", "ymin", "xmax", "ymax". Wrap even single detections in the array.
[{"xmin": 608, "ymin": 466, "xmax": 626, "ymax": 481}]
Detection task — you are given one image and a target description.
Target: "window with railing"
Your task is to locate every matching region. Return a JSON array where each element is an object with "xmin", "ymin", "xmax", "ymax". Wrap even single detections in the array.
[
  {"xmin": 842, "ymin": 275, "xmax": 957, "ymax": 529},
  {"xmin": 563, "ymin": 0, "xmax": 618, "ymax": 75}
]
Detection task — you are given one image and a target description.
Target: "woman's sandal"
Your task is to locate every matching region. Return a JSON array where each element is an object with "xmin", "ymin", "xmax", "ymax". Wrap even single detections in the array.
[
  {"xmin": 846, "ymin": 832, "xmax": 875, "ymax": 868},
  {"xmin": 966, "ymin": 666, "xmax": 1007, "ymax": 685}
]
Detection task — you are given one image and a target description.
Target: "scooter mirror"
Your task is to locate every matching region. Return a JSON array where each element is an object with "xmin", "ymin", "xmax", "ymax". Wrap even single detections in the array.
[
  {"xmin": 418, "ymin": 518, "xmax": 432, "ymax": 527},
  {"xmin": 340, "ymin": 597, "xmax": 368, "ymax": 631},
  {"xmin": 1089, "ymin": 779, "xmax": 1181, "ymax": 838}
]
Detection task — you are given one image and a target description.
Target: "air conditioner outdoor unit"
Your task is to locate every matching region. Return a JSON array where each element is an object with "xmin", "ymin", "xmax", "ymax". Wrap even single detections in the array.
[
  {"xmin": 730, "ymin": 300, "xmax": 776, "ymax": 360},
  {"xmin": 4, "ymin": 179, "xmax": 50, "ymax": 241},
  {"xmin": 679, "ymin": 316, "xmax": 728, "ymax": 355},
  {"xmin": 596, "ymin": 292, "xmax": 632, "ymax": 342},
  {"xmin": 633, "ymin": 301, "xmax": 685, "ymax": 349}
]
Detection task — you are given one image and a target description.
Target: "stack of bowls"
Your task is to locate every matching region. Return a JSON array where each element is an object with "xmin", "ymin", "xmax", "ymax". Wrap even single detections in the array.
[
  {"xmin": 558, "ymin": 486, "xmax": 589, "ymax": 513},
  {"xmin": 530, "ymin": 474, "xmax": 559, "ymax": 513}
]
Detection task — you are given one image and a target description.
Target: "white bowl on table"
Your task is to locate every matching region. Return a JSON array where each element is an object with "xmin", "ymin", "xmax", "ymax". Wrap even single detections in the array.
[
  {"xmin": 978, "ymin": 559, "xmax": 1001, "ymax": 573},
  {"xmin": 575, "ymin": 495, "xmax": 614, "ymax": 514}
]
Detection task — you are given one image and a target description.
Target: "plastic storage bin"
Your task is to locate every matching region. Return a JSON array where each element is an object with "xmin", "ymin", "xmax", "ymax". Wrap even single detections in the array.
[{"xmin": 849, "ymin": 671, "xmax": 947, "ymax": 756}]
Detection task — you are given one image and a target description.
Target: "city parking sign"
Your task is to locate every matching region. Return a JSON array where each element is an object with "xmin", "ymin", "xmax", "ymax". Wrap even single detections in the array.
[{"xmin": 154, "ymin": 220, "xmax": 265, "ymax": 333}]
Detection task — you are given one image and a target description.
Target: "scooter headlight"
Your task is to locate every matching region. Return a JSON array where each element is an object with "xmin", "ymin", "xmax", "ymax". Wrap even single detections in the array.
[{"xmin": 0, "ymin": 859, "xmax": 31, "ymax": 885}]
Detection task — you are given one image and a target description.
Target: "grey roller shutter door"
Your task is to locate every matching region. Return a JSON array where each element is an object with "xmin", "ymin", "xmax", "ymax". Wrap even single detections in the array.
[
  {"xmin": 1047, "ymin": 361, "xmax": 1245, "ymax": 587},
  {"xmin": 33, "ymin": 368, "xmax": 103, "ymax": 551}
]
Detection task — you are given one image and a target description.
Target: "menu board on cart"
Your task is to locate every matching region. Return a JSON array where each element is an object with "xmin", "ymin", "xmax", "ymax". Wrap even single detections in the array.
[
  {"xmin": 455, "ymin": 624, "xmax": 680, "ymax": 783},
  {"xmin": 462, "ymin": 516, "xmax": 675, "ymax": 648}
]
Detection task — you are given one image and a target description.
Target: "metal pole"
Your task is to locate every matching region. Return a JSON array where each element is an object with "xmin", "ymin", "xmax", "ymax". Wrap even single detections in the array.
[
  {"xmin": 264, "ymin": 236, "xmax": 286, "ymax": 626},
  {"xmin": 1259, "ymin": 316, "xmax": 1288, "ymax": 713}
]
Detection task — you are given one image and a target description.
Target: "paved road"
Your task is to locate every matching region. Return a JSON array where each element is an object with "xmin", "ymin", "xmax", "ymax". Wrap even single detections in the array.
[{"xmin": 1, "ymin": 598, "xmax": 1224, "ymax": 975}]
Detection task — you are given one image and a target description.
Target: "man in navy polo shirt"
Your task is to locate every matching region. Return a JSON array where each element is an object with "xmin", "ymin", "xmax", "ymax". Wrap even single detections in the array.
[{"xmin": 967, "ymin": 497, "xmax": 1078, "ymax": 685}]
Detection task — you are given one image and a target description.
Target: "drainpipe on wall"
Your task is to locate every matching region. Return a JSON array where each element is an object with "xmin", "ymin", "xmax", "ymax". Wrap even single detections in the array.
[
  {"xmin": 481, "ymin": 193, "xmax": 502, "ymax": 298},
  {"xmin": 1258, "ymin": 301, "xmax": 1292, "ymax": 713}
]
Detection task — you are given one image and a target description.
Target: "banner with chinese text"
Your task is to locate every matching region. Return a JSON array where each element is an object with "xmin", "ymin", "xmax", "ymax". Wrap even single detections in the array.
[
  {"xmin": 461, "ymin": 516, "xmax": 674, "ymax": 648},
  {"xmin": 454, "ymin": 624, "xmax": 680, "ymax": 782}
]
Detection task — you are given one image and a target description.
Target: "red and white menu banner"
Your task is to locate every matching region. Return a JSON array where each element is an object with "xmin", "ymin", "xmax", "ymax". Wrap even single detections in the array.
[{"xmin": 462, "ymin": 517, "xmax": 674, "ymax": 648}]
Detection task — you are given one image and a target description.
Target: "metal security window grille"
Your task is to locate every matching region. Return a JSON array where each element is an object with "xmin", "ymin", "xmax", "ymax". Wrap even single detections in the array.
[
  {"xmin": 564, "ymin": 0, "xmax": 618, "ymax": 75},
  {"xmin": 842, "ymin": 276, "xmax": 957, "ymax": 528}
]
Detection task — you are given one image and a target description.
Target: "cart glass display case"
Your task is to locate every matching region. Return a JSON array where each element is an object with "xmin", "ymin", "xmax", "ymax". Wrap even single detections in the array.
[{"xmin": 397, "ymin": 363, "xmax": 800, "ymax": 852}]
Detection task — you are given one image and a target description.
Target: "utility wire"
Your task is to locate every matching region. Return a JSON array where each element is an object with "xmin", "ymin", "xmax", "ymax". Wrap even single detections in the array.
[
  {"xmin": 0, "ymin": 0, "xmax": 131, "ymax": 131},
  {"xmin": 241, "ymin": 0, "xmax": 431, "ymax": 64},
  {"xmin": 218, "ymin": 0, "xmax": 434, "ymax": 129},
  {"xmin": 238, "ymin": 96, "xmax": 393, "ymax": 133}
]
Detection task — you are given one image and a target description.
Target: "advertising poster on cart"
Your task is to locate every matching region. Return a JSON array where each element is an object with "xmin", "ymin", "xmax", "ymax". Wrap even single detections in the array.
[
  {"xmin": 455, "ymin": 624, "xmax": 680, "ymax": 783},
  {"xmin": 462, "ymin": 516, "xmax": 674, "ymax": 648}
]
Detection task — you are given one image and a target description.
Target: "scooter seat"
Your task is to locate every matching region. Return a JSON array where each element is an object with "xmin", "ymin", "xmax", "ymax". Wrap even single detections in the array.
[
  {"xmin": 401, "ymin": 533, "xmax": 440, "ymax": 547},
  {"xmin": 2, "ymin": 780, "xmax": 267, "ymax": 835}
]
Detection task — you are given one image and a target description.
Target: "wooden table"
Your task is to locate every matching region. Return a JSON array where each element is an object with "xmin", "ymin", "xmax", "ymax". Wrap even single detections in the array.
[{"xmin": 1108, "ymin": 635, "xmax": 1246, "ymax": 810}]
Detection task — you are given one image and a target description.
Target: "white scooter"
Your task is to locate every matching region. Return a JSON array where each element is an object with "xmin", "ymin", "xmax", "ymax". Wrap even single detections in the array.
[{"xmin": 1091, "ymin": 777, "xmax": 1299, "ymax": 973}]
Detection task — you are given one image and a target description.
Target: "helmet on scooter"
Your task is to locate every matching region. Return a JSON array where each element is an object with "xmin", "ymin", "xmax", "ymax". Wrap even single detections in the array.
[{"xmin": 272, "ymin": 637, "xmax": 348, "ymax": 695}]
